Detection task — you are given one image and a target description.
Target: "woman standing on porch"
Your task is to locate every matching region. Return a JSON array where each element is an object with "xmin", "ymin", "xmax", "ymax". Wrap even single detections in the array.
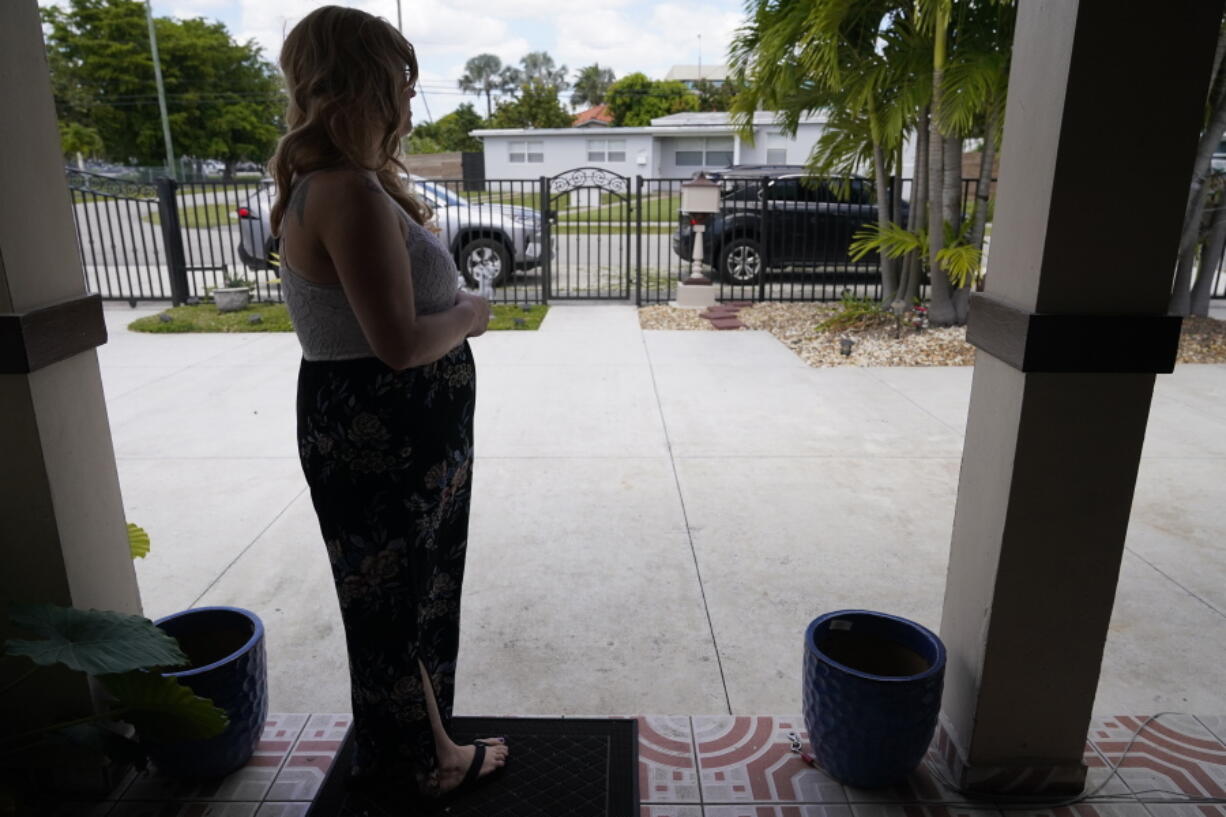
[{"xmin": 267, "ymin": 5, "xmax": 508, "ymax": 802}]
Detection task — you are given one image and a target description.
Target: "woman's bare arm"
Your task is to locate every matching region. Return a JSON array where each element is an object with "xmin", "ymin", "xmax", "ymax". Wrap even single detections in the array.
[{"xmin": 304, "ymin": 170, "xmax": 484, "ymax": 370}]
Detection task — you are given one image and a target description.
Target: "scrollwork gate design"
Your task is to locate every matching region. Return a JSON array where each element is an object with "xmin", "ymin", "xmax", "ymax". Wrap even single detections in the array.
[{"xmin": 541, "ymin": 167, "xmax": 633, "ymax": 300}]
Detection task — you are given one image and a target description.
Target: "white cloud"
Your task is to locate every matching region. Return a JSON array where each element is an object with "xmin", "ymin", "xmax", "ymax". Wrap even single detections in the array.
[
  {"xmin": 552, "ymin": 2, "xmax": 743, "ymax": 81},
  {"xmin": 38, "ymin": 0, "xmax": 747, "ymax": 121},
  {"xmin": 235, "ymin": 0, "xmax": 530, "ymax": 68}
]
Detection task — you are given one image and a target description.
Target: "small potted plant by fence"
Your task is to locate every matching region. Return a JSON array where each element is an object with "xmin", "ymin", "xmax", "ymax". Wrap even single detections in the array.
[{"xmin": 213, "ymin": 275, "xmax": 253, "ymax": 313}]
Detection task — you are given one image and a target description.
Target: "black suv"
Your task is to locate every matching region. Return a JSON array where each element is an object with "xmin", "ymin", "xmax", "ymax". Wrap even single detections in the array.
[{"xmin": 672, "ymin": 165, "xmax": 900, "ymax": 285}]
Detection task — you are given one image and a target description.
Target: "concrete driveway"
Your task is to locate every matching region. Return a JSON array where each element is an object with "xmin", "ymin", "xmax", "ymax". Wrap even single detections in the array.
[{"xmin": 97, "ymin": 302, "xmax": 1226, "ymax": 718}]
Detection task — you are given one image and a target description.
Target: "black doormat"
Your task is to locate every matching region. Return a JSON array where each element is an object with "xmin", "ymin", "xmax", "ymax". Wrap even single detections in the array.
[{"xmin": 307, "ymin": 717, "xmax": 639, "ymax": 817}]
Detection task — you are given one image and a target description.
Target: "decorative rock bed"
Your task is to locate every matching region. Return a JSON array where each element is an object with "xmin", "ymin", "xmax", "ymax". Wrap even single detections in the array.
[{"xmin": 639, "ymin": 304, "xmax": 1226, "ymax": 368}]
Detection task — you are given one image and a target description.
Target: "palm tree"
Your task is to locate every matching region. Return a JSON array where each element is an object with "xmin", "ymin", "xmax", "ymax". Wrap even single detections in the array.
[
  {"xmin": 458, "ymin": 53, "xmax": 504, "ymax": 117},
  {"xmin": 733, "ymin": 0, "xmax": 1017, "ymax": 325},
  {"xmin": 922, "ymin": 0, "xmax": 1015, "ymax": 323},
  {"xmin": 571, "ymin": 64, "xmax": 616, "ymax": 108},
  {"xmin": 519, "ymin": 51, "xmax": 568, "ymax": 91},
  {"xmin": 497, "ymin": 65, "xmax": 523, "ymax": 99},
  {"xmin": 731, "ymin": 0, "xmax": 919, "ymax": 306}
]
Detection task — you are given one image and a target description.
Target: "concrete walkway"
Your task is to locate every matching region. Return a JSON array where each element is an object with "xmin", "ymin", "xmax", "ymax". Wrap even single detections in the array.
[{"xmin": 97, "ymin": 303, "xmax": 1226, "ymax": 719}]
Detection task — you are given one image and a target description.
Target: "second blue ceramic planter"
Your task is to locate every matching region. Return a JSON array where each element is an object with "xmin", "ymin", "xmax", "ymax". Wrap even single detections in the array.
[{"xmin": 802, "ymin": 610, "xmax": 946, "ymax": 788}]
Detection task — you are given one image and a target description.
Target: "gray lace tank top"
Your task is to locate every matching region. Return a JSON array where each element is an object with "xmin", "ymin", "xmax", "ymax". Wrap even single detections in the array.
[{"xmin": 280, "ymin": 180, "xmax": 459, "ymax": 362}]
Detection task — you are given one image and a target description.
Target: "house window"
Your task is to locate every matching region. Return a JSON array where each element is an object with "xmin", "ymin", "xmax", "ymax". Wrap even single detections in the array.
[
  {"xmin": 706, "ymin": 137, "xmax": 734, "ymax": 167},
  {"xmin": 675, "ymin": 137, "xmax": 704, "ymax": 166},
  {"xmin": 587, "ymin": 139, "xmax": 626, "ymax": 162},
  {"xmin": 676, "ymin": 137, "xmax": 734, "ymax": 168},
  {"xmin": 509, "ymin": 140, "xmax": 544, "ymax": 163},
  {"xmin": 766, "ymin": 131, "xmax": 788, "ymax": 165}
]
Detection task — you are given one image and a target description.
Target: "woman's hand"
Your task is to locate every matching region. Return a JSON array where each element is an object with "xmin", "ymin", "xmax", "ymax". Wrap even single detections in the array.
[{"xmin": 456, "ymin": 291, "xmax": 492, "ymax": 338}]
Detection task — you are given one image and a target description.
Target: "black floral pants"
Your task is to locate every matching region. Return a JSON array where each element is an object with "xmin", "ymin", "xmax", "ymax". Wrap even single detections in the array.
[{"xmin": 296, "ymin": 343, "xmax": 476, "ymax": 794}]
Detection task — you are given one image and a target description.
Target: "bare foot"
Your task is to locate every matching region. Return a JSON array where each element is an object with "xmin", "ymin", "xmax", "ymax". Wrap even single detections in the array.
[{"xmin": 436, "ymin": 737, "xmax": 509, "ymax": 794}]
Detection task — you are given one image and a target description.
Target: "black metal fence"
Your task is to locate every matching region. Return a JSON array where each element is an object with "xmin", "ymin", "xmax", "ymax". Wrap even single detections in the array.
[{"xmin": 65, "ymin": 168, "xmax": 1226, "ymax": 308}]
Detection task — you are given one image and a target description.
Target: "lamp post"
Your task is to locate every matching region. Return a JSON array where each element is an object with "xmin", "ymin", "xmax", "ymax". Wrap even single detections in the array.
[{"xmin": 674, "ymin": 172, "xmax": 721, "ymax": 308}]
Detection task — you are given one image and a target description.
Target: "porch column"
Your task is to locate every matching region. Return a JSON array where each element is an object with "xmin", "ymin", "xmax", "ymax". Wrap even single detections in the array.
[
  {"xmin": 937, "ymin": 0, "xmax": 1223, "ymax": 794},
  {"xmin": 0, "ymin": 0, "xmax": 142, "ymax": 736}
]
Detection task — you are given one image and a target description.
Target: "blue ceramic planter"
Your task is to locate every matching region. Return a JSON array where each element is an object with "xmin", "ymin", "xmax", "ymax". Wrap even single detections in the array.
[
  {"xmin": 802, "ymin": 610, "xmax": 946, "ymax": 788},
  {"xmin": 147, "ymin": 606, "xmax": 268, "ymax": 779}
]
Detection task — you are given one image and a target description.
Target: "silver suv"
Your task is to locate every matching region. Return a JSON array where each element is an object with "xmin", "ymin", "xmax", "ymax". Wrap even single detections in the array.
[{"xmin": 237, "ymin": 175, "xmax": 550, "ymax": 286}]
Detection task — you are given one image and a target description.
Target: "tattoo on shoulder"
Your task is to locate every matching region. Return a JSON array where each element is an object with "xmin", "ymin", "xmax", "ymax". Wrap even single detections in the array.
[{"xmin": 289, "ymin": 177, "xmax": 311, "ymax": 226}]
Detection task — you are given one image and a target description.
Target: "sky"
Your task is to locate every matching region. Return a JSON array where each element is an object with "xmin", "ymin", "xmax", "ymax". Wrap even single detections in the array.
[{"xmin": 39, "ymin": 0, "xmax": 748, "ymax": 122}]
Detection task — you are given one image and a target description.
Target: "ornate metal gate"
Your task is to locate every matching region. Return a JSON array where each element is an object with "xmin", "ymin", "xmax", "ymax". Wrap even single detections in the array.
[
  {"xmin": 541, "ymin": 168, "xmax": 633, "ymax": 300},
  {"xmin": 65, "ymin": 169, "xmax": 185, "ymax": 305}
]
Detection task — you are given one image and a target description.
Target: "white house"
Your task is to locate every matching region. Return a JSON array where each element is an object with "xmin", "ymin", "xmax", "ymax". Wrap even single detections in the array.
[
  {"xmin": 664, "ymin": 64, "xmax": 729, "ymax": 89},
  {"xmin": 471, "ymin": 111, "xmax": 832, "ymax": 181}
]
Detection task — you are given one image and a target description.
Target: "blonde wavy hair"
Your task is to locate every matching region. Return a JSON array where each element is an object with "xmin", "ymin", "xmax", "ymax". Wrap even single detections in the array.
[{"xmin": 269, "ymin": 5, "xmax": 431, "ymax": 235}]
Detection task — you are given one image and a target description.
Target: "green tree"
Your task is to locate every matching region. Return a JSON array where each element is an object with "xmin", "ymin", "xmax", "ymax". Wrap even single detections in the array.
[
  {"xmin": 692, "ymin": 78, "xmax": 739, "ymax": 112},
  {"xmin": 487, "ymin": 80, "xmax": 572, "ymax": 129},
  {"xmin": 571, "ymin": 64, "xmax": 616, "ymax": 108},
  {"xmin": 59, "ymin": 121, "xmax": 104, "ymax": 165},
  {"xmin": 606, "ymin": 73, "xmax": 699, "ymax": 126},
  {"xmin": 409, "ymin": 103, "xmax": 486, "ymax": 153},
  {"xmin": 458, "ymin": 53, "xmax": 504, "ymax": 117},
  {"xmin": 41, "ymin": 0, "xmax": 282, "ymax": 178}
]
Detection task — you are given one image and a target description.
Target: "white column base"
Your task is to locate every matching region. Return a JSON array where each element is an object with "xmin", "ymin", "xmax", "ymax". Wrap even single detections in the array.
[{"xmin": 672, "ymin": 280, "xmax": 717, "ymax": 309}]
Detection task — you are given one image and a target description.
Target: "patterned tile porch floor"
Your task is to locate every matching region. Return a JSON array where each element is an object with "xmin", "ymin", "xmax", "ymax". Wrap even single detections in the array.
[{"xmin": 53, "ymin": 713, "xmax": 1226, "ymax": 816}]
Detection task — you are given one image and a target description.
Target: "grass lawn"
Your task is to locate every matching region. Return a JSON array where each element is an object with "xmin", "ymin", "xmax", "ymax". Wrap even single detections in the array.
[
  {"xmin": 463, "ymin": 189, "xmax": 557, "ymax": 211},
  {"xmin": 129, "ymin": 302, "xmax": 547, "ymax": 333},
  {"xmin": 559, "ymin": 194, "xmax": 680, "ymax": 223},
  {"xmin": 553, "ymin": 225, "xmax": 674, "ymax": 236},
  {"xmin": 143, "ymin": 202, "xmax": 238, "ymax": 228}
]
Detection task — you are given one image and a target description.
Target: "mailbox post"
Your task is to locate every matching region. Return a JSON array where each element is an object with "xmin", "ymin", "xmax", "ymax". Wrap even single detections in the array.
[{"xmin": 675, "ymin": 172, "xmax": 721, "ymax": 309}]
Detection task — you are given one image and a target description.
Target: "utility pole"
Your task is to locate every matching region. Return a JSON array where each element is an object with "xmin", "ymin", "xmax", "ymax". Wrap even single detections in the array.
[
  {"xmin": 395, "ymin": 0, "xmax": 433, "ymax": 121},
  {"xmin": 145, "ymin": 0, "xmax": 176, "ymax": 179}
]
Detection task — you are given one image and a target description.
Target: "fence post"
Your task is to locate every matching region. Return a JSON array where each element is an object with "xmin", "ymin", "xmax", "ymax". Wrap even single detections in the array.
[
  {"xmin": 539, "ymin": 176, "xmax": 551, "ymax": 304},
  {"xmin": 635, "ymin": 176, "xmax": 643, "ymax": 306},
  {"xmin": 758, "ymin": 178, "xmax": 768, "ymax": 303},
  {"xmin": 155, "ymin": 177, "xmax": 189, "ymax": 305}
]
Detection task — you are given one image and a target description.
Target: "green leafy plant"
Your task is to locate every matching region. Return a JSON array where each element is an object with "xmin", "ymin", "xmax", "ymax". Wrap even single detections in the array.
[
  {"xmin": 1, "ymin": 605, "xmax": 229, "ymax": 771},
  {"xmin": 816, "ymin": 292, "xmax": 892, "ymax": 332},
  {"xmin": 222, "ymin": 275, "xmax": 254, "ymax": 290},
  {"xmin": 0, "ymin": 527, "xmax": 228, "ymax": 779},
  {"xmin": 128, "ymin": 524, "xmax": 150, "ymax": 560},
  {"xmin": 850, "ymin": 220, "xmax": 984, "ymax": 289}
]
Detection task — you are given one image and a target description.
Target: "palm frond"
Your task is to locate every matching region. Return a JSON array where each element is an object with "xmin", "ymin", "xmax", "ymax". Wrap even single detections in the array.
[
  {"xmin": 936, "ymin": 242, "xmax": 983, "ymax": 287},
  {"xmin": 849, "ymin": 221, "xmax": 928, "ymax": 262}
]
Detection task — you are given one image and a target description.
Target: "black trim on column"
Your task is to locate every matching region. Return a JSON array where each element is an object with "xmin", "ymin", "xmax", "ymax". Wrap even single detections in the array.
[
  {"xmin": 0, "ymin": 294, "xmax": 107, "ymax": 374},
  {"xmin": 966, "ymin": 292, "xmax": 1182, "ymax": 374}
]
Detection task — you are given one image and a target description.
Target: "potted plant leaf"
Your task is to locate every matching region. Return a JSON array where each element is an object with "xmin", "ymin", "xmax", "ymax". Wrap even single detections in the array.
[
  {"xmin": 0, "ymin": 604, "xmax": 230, "ymax": 806},
  {"xmin": 1, "ymin": 524, "xmax": 268, "ymax": 809}
]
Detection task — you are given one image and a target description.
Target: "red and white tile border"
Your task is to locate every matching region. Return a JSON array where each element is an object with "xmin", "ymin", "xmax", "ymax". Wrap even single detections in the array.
[{"xmin": 53, "ymin": 712, "xmax": 1226, "ymax": 816}]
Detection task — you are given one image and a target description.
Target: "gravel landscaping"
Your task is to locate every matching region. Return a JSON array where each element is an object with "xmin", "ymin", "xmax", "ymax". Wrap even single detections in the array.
[{"xmin": 639, "ymin": 303, "xmax": 1226, "ymax": 368}]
